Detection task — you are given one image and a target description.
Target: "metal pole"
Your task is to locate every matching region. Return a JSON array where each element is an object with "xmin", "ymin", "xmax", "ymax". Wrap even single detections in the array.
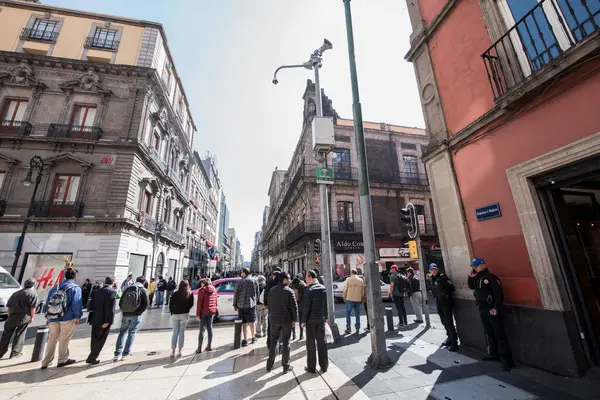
[
  {"xmin": 314, "ymin": 65, "xmax": 339, "ymax": 338},
  {"xmin": 12, "ymin": 165, "xmax": 43, "ymax": 280},
  {"xmin": 343, "ymin": 0, "xmax": 391, "ymax": 369},
  {"xmin": 416, "ymin": 235, "xmax": 431, "ymax": 328}
]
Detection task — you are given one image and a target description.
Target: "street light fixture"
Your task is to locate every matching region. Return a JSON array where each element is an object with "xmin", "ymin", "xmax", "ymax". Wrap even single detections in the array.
[
  {"xmin": 12, "ymin": 155, "xmax": 44, "ymax": 280},
  {"xmin": 272, "ymin": 38, "xmax": 340, "ymax": 338}
]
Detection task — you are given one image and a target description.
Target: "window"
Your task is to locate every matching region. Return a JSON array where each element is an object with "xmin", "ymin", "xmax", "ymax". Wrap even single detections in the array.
[
  {"xmin": 215, "ymin": 280, "xmax": 237, "ymax": 293},
  {"xmin": 163, "ymin": 198, "xmax": 171, "ymax": 224},
  {"xmin": 337, "ymin": 201, "xmax": 354, "ymax": 232},
  {"xmin": 91, "ymin": 27, "xmax": 118, "ymax": 49},
  {"xmin": 71, "ymin": 105, "xmax": 97, "ymax": 130},
  {"xmin": 401, "ymin": 142, "xmax": 417, "ymax": 150},
  {"xmin": 332, "ymin": 148, "xmax": 351, "ymax": 180},
  {"xmin": 153, "ymin": 132, "xmax": 161, "ymax": 151},
  {"xmin": 162, "ymin": 63, "xmax": 172, "ymax": 90},
  {"xmin": 141, "ymin": 190, "xmax": 152, "ymax": 214},
  {"xmin": 403, "ymin": 155, "xmax": 419, "ymax": 175},
  {"xmin": 1, "ymin": 98, "xmax": 28, "ymax": 123},
  {"xmin": 29, "ymin": 19, "xmax": 58, "ymax": 41},
  {"xmin": 0, "ymin": 172, "xmax": 5, "ymax": 192},
  {"xmin": 52, "ymin": 175, "xmax": 80, "ymax": 204},
  {"xmin": 177, "ymin": 95, "xmax": 184, "ymax": 117},
  {"xmin": 174, "ymin": 213, "xmax": 181, "ymax": 230},
  {"xmin": 170, "ymin": 149, "xmax": 176, "ymax": 170}
]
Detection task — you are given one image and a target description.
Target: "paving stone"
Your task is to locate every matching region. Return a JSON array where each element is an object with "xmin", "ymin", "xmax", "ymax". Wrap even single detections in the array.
[{"xmin": 423, "ymin": 375, "xmax": 538, "ymax": 400}]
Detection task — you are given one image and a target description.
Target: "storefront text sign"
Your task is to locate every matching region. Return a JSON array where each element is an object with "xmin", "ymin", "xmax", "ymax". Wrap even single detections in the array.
[
  {"xmin": 379, "ymin": 248, "xmax": 410, "ymax": 258},
  {"xmin": 98, "ymin": 154, "xmax": 117, "ymax": 168},
  {"xmin": 476, "ymin": 203, "xmax": 502, "ymax": 221},
  {"xmin": 334, "ymin": 239, "xmax": 364, "ymax": 253}
]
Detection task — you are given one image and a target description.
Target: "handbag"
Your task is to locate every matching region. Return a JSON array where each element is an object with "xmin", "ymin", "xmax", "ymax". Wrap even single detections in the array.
[{"xmin": 324, "ymin": 322, "xmax": 334, "ymax": 344}]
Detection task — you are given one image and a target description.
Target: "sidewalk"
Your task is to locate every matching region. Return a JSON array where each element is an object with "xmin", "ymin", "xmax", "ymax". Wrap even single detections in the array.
[{"xmin": 0, "ymin": 314, "xmax": 599, "ymax": 399}]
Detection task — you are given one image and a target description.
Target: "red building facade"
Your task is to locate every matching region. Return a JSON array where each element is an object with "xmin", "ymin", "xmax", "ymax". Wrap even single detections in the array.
[{"xmin": 405, "ymin": 0, "xmax": 600, "ymax": 376}]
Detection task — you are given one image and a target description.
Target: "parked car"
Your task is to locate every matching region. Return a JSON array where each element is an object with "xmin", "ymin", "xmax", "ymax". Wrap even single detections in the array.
[
  {"xmin": 190, "ymin": 277, "xmax": 241, "ymax": 320},
  {"xmin": 332, "ymin": 275, "xmax": 390, "ymax": 302},
  {"xmin": 0, "ymin": 266, "xmax": 22, "ymax": 320}
]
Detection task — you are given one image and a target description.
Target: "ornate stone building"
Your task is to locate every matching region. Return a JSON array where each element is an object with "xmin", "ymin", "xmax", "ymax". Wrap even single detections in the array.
[{"xmin": 262, "ymin": 81, "xmax": 438, "ymax": 279}]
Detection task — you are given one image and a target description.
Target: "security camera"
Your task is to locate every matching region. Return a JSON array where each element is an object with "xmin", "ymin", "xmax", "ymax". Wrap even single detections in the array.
[{"xmin": 272, "ymin": 78, "xmax": 278, "ymax": 85}]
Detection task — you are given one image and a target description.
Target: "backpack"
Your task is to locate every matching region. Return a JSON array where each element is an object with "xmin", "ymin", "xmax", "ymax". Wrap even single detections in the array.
[
  {"xmin": 120, "ymin": 285, "xmax": 141, "ymax": 313},
  {"xmin": 45, "ymin": 282, "xmax": 76, "ymax": 319}
]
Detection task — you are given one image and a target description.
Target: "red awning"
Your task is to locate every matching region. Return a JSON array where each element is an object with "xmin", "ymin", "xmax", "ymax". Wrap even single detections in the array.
[{"xmin": 205, "ymin": 240, "xmax": 216, "ymax": 249}]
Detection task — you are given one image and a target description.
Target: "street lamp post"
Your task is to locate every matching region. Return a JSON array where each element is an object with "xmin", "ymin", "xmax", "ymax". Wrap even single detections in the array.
[
  {"xmin": 11, "ymin": 156, "xmax": 44, "ymax": 281},
  {"xmin": 342, "ymin": 0, "xmax": 391, "ymax": 368},
  {"xmin": 273, "ymin": 39, "xmax": 340, "ymax": 338},
  {"xmin": 150, "ymin": 221, "xmax": 164, "ymax": 278}
]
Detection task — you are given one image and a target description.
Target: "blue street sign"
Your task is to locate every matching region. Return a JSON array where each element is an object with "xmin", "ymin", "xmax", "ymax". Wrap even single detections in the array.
[{"xmin": 475, "ymin": 203, "xmax": 502, "ymax": 221}]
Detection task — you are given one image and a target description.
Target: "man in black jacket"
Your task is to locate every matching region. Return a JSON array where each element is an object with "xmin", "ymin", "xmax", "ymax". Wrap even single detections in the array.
[
  {"xmin": 86, "ymin": 277, "xmax": 116, "ymax": 365},
  {"xmin": 468, "ymin": 258, "xmax": 513, "ymax": 370},
  {"xmin": 266, "ymin": 272, "xmax": 297, "ymax": 373},
  {"xmin": 264, "ymin": 267, "xmax": 281, "ymax": 348},
  {"xmin": 301, "ymin": 270, "xmax": 328, "ymax": 373},
  {"xmin": 430, "ymin": 264, "xmax": 459, "ymax": 351}
]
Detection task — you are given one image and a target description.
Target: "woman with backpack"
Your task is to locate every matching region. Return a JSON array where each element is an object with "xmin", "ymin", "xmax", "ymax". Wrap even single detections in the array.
[{"xmin": 169, "ymin": 280, "xmax": 194, "ymax": 358}]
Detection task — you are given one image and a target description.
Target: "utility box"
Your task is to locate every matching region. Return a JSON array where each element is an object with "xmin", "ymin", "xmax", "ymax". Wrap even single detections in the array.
[{"xmin": 312, "ymin": 116, "xmax": 335, "ymax": 153}]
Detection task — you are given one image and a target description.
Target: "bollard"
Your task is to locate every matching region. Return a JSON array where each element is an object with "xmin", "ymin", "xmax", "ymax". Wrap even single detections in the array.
[
  {"xmin": 233, "ymin": 319, "xmax": 242, "ymax": 349},
  {"xmin": 31, "ymin": 326, "xmax": 49, "ymax": 362},
  {"xmin": 385, "ymin": 307, "xmax": 394, "ymax": 332}
]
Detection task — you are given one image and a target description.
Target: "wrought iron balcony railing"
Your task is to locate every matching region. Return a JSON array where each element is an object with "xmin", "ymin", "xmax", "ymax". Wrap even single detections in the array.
[
  {"xmin": 167, "ymin": 168, "xmax": 187, "ymax": 197},
  {"xmin": 48, "ymin": 124, "xmax": 103, "ymax": 140},
  {"xmin": 140, "ymin": 211, "xmax": 158, "ymax": 232},
  {"xmin": 84, "ymin": 36, "xmax": 120, "ymax": 51},
  {"xmin": 482, "ymin": 0, "xmax": 600, "ymax": 99},
  {"xmin": 163, "ymin": 224, "xmax": 185, "ymax": 244},
  {"xmin": 0, "ymin": 121, "xmax": 32, "ymax": 136},
  {"xmin": 33, "ymin": 201, "xmax": 84, "ymax": 218},
  {"xmin": 20, "ymin": 28, "xmax": 58, "ymax": 43}
]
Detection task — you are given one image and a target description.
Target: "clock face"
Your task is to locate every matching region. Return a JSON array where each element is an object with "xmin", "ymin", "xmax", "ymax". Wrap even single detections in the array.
[{"xmin": 308, "ymin": 103, "xmax": 316, "ymax": 113}]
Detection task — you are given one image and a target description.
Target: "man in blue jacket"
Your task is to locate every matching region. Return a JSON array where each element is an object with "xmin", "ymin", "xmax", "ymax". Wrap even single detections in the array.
[{"xmin": 41, "ymin": 268, "xmax": 83, "ymax": 369}]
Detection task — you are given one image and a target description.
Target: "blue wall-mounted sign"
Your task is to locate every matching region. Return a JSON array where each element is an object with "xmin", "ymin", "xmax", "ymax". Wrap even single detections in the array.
[{"xmin": 476, "ymin": 203, "xmax": 502, "ymax": 221}]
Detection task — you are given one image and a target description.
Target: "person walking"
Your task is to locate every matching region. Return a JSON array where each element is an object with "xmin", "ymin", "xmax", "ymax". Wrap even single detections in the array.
[
  {"xmin": 114, "ymin": 276, "xmax": 149, "ymax": 361},
  {"xmin": 290, "ymin": 276, "xmax": 306, "ymax": 341},
  {"xmin": 165, "ymin": 277, "xmax": 176, "ymax": 306},
  {"xmin": 343, "ymin": 269, "xmax": 365, "ymax": 334},
  {"xmin": 266, "ymin": 272, "xmax": 297, "ymax": 373},
  {"xmin": 389, "ymin": 265, "xmax": 408, "ymax": 327},
  {"xmin": 0, "ymin": 278, "xmax": 37, "ymax": 359},
  {"xmin": 81, "ymin": 279, "xmax": 92, "ymax": 310},
  {"xmin": 406, "ymin": 268, "xmax": 424, "ymax": 323},
  {"xmin": 264, "ymin": 268, "xmax": 281, "ymax": 348},
  {"xmin": 169, "ymin": 280, "xmax": 194, "ymax": 358},
  {"xmin": 41, "ymin": 268, "xmax": 83, "ymax": 369},
  {"xmin": 86, "ymin": 277, "xmax": 116, "ymax": 365},
  {"xmin": 255, "ymin": 275, "xmax": 268, "ymax": 338},
  {"xmin": 156, "ymin": 275, "xmax": 166, "ymax": 307},
  {"xmin": 301, "ymin": 270, "xmax": 328, "ymax": 373},
  {"xmin": 148, "ymin": 277, "xmax": 157, "ymax": 307},
  {"xmin": 233, "ymin": 267, "xmax": 259, "ymax": 346},
  {"xmin": 468, "ymin": 258, "xmax": 514, "ymax": 370},
  {"xmin": 430, "ymin": 264, "xmax": 459, "ymax": 352},
  {"xmin": 121, "ymin": 274, "xmax": 134, "ymax": 292},
  {"xmin": 196, "ymin": 278, "xmax": 218, "ymax": 354}
]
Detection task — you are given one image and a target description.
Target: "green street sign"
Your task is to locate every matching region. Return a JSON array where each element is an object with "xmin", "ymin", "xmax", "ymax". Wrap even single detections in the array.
[{"xmin": 316, "ymin": 167, "xmax": 334, "ymax": 184}]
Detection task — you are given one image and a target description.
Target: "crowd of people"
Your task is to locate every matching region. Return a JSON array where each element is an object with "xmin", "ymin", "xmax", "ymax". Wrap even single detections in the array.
[{"xmin": 0, "ymin": 257, "xmax": 513, "ymax": 373}]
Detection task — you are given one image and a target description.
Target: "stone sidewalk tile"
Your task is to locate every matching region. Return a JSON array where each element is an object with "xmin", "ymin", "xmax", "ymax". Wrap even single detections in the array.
[{"xmin": 423, "ymin": 375, "xmax": 538, "ymax": 400}]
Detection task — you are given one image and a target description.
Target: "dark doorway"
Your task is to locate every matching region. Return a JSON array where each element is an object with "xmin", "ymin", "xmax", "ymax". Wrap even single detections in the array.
[{"xmin": 536, "ymin": 156, "xmax": 600, "ymax": 368}]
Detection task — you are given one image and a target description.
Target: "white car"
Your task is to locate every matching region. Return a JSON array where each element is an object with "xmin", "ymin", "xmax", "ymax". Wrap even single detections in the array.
[
  {"xmin": 189, "ymin": 277, "xmax": 240, "ymax": 320},
  {"xmin": 0, "ymin": 266, "xmax": 22, "ymax": 320},
  {"xmin": 332, "ymin": 275, "xmax": 390, "ymax": 302}
]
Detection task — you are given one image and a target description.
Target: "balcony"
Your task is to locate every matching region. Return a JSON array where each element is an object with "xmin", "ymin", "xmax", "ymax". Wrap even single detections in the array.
[
  {"xmin": 163, "ymin": 224, "xmax": 185, "ymax": 245},
  {"xmin": 335, "ymin": 221, "xmax": 362, "ymax": 233},
  {"xmin": 482, "ymin": 0, "xmax": 600, "ymax": 99},
  {"xmin": 167, "ymin": 168, "xmax": 187, "ymax": 197},
  {"xmin": 285, "ymin": 219, "xmax": 321, "ymax": 246},
  {"xmin": 33, "ymin": 201, "xmax": 84, "ymax": 218},
  {"xmin": 140, "ymin": 211, "xmax": 158, "ymax": 232},
  {"xmin": 20, "ymin": 28, "xmax": 58, "ymax": 43},
  {"xmin": 0, "ymin": 121, "xmax": 32, "ymax": 136},
  {"xmin": 84, "ymin": 36, "xmax": 120, "ymax": 51},
  {"xmin": 48, "ymin": 124, "xmax": 103, "ymax": 140},
  {"xmin": 369, "ymin": 171, "xmax": 429, "ymax": 186}
]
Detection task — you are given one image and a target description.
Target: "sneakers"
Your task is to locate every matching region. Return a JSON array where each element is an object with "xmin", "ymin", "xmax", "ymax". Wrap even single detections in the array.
[
  {"xmin": 176, "ymin": 351, "xmax": 182, "ymax": 358},
  {"xmin": 283, "ymin": 365, "xmax": 293, "ymax": 373},
  {"xmin": 57, "ymin": 359, "xmax": 76, "ymax": 367},
  {"xmin": 205, "ymin": 346, "xmax": 212, "ymax": 352},
  {"xmin": 11, "ymin": 353, "xmax": 24, "ymax": 359},
  {"xmin": 414, "ymin": 319, "xmax": 424, "ymax": 323},
  {"xmin": 113, "ymin": 355, "xmax": 122, "ymax": 362},
  {"xmin": 345, "ymin": 327, "xmax": 352, "ymax": 334},
  {"xmin": 241, "ymin": 339, "xmax": 248, "ymax": 347},
  {"xmin": 86, "ymin": 359, "xmax": 100, "ymax": 366}
]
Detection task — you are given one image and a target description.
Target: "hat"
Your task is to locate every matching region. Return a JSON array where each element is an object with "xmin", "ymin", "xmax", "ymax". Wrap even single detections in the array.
[
  {"xmin": 471, "ymin": 258, "xmax": 485, "ymax": 267},
  {"xmin": 428, "ymin": 263, "xmax": 439, "ymax": 271},
  {"xmin": 390, "ymin": 265, "xmax": 399, "ymax": 271}
]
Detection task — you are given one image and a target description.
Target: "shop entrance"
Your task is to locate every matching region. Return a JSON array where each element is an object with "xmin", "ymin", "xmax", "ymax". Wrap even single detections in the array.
[{"xmin": 536, "ymin": 156, "xmax": 600, "ymax": 368}]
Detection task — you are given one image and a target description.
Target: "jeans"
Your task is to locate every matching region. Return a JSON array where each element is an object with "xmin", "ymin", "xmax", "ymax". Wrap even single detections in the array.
[
  {"xmin": 198, "ymin": 314, "xmax": 214, "ymax": 349},
  {"xmin": 171, "ymin": 314, "xmax": 188, "ymax": 349},
  {"xmin": 156, "ymin": 291, "xmax": 165, "ymax": 306},
  {"xmin": 345, "ymin": 301, "xmax": 361, "ymax": 330},
  {"xmin": 115, "ymin": 315, "xmax": 142, "ymax": 356},
  {"xmin": 0, "ymin": 314, "xmax": 31, "ymax": 358},
  {"xmin": 394, "ymin": 295, "xmax": 408, "ymax": 325}
]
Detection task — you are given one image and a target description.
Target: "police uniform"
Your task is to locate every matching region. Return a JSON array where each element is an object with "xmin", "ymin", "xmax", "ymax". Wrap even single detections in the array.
[
  {"xmin": 467, "ymin": 259, "xmax": 513, "ymax": 369},
  {"xmin": 430, "ymin": 265, "xmax": 458, "ymax": 350}
]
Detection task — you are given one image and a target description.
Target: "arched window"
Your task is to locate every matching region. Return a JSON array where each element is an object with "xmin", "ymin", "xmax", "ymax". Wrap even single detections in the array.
[
  {"xmin": 170, "ymin": 149, "xmax": 176, "ymax": 170},
  {"xmin": 156, "ymin": 252, "xmax": 165, "ymax": 276},
  {"xmin": 163, "ymin": 198, "xmax": 171, "ymax": 224}
]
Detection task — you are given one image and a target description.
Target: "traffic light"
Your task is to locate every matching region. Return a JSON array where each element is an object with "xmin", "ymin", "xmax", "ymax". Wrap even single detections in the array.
[
  {"xmin": 401, "ymin": 204, "xmax": 418, "ymax": 239},
  {"xmin": 408, "ymin": 240, "xmax": 418, "ymax": 259},
  {"xmin": 315, "ymin": 256, "xmax": 321, "ymax": 264},
  {"xmin": 313, "ymin": 239, "xmax": 321, "ymax": 256}
]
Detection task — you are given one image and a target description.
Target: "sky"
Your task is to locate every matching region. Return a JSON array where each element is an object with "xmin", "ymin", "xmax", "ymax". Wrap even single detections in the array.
[{"xmin": 45, "ymin": 0, "xmax": 425, "ymax": 260}]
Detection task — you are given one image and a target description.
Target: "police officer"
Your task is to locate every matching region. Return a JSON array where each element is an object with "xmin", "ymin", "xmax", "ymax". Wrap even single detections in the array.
[
  {"xmin": 468, "ymin": 258, "xmax": 514, "ymax": 371},
  {"xmin": 429, "ymin": 263, "xmax": 459, "ymax": 352}
]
